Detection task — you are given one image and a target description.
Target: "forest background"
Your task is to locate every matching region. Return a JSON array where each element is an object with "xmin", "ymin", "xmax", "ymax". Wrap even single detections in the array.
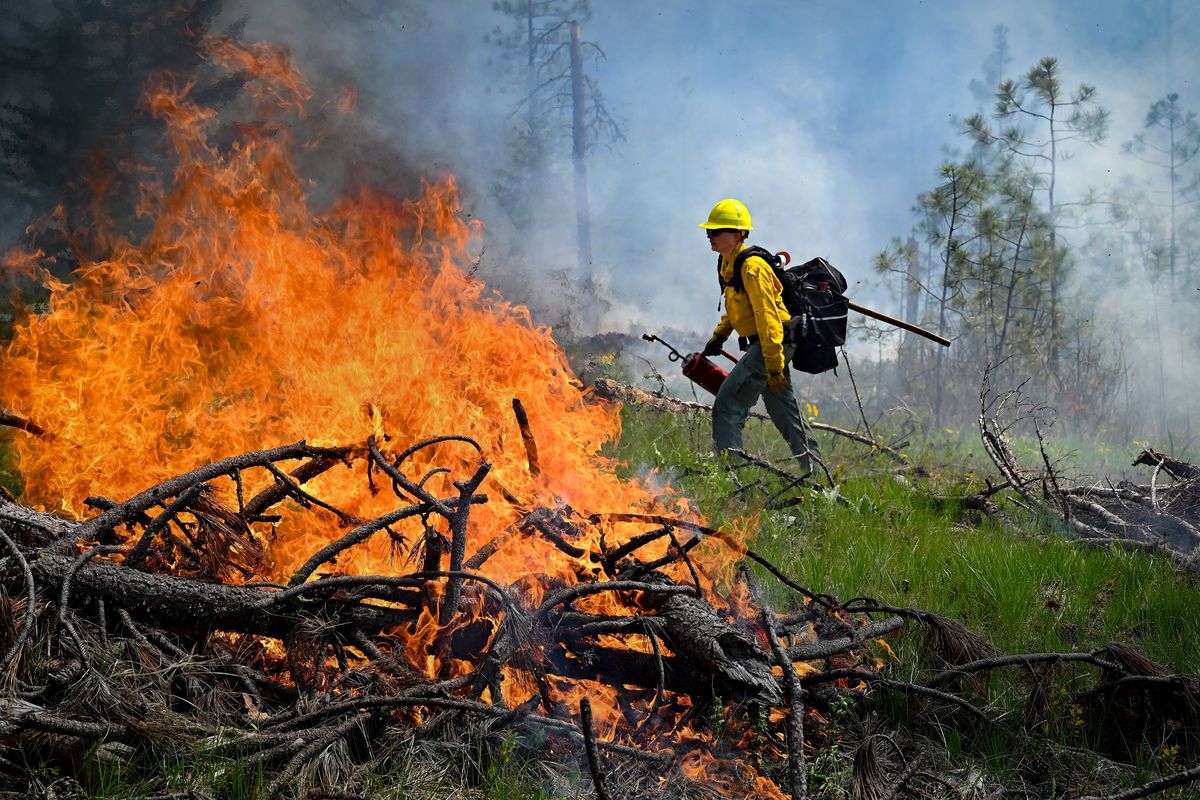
[{"xmin": 2, "ymin": 0, "xmax": 1198, "ymax": 460}]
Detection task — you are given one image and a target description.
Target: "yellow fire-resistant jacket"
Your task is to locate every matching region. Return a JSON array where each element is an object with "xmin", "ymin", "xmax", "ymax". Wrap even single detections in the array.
[{"xmin": 711, "ymin": 243, "xmax": 792, "ymax": 374}]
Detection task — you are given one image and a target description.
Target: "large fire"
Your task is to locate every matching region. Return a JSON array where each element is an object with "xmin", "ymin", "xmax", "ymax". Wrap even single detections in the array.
[
  {"xmin": 2, "ymin": 39, "xmax": 698, "ymax": 581},
  {"xmin": 0, "ymin": 38, "xmax": 810, "ymax": 799}
]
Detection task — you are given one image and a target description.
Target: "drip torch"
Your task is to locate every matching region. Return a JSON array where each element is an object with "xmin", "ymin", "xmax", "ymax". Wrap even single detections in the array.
[{"xmin": 641, "ymin": 333, "xmax": 737, "ymax": 396}]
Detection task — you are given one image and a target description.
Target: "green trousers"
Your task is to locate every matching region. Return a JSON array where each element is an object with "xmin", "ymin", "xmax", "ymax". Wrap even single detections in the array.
[{"xmin": 712, "ymin": 341, "xmax": 820, "ymax": 472}]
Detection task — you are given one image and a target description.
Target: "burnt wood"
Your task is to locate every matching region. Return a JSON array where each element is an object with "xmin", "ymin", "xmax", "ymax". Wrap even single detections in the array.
[{"xmin": 26, "ymin": 552, "xmax": 416, "ymax": 638}]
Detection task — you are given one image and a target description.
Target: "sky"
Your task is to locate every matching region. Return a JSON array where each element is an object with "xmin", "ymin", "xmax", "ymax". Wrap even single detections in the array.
[
  {"xmin": 218, "ymin": 0, "xmax": 1196, "ymax": 339},
  {"xmin": 578, "ymin": 0, "xmax": 1193, "ymax": 331}
]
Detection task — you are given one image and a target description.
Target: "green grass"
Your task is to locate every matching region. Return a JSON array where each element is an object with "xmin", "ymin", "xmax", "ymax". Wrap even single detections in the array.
[
  {"xmin": 0, "ymin": 436, "xmax": 20, "ymax": 498},
  {"xmin": 20, "ymin": 745, "xmax": 267, "ymax": 800},
  {"xmin": 604, "ymin": 403, "xmax": 1200, "ymax": 792},
  {"xmin": 606, "ymin": 404, "xmax": 1200, "ymax": 674},
  {"xmin": 32, "ymin": 736, "xmax": 553, "ymax": 800}
]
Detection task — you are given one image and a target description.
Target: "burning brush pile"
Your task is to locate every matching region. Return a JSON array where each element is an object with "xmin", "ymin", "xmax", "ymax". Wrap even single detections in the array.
[
  {"xmin": 0, "ymin": 436, "xmax": 906, "ymax": 800},
  {"xmin": 0, "ymin": 40, "xmax": 909, "ymax": 799}
]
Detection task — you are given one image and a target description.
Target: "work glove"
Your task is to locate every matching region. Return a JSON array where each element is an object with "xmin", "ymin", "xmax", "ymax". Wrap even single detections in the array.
[
  {"xmin": 767, "ymin": 370, "xmax": 790, "ymax": 394},
  {"xmin": 702, "ymin": 335, "xmax": 727, "ymax": 358}
]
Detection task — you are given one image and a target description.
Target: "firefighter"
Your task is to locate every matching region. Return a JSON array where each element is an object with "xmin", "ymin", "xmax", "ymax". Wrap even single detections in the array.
[{"xmin": 699, "ymin": 198, "xmax": 821, "ymax": 472}]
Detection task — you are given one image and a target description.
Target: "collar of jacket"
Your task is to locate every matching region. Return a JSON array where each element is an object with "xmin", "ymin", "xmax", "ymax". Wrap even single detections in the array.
[{"xmin": 718, "ymin": 241, "xmax": 749, "ymax": 280}]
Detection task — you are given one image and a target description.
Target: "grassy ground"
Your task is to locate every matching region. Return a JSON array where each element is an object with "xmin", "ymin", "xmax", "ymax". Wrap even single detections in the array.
[
  {"xmin": 604, "ymin": 402, "xmax": 1200, "ymax": 794},
  {"xmin": 606, "ymin": 405, "xmax": 1200, "ymax": 672},
  {"xmin": 0, "ymin": 434, "xmax": 20, "ymax": 498}
]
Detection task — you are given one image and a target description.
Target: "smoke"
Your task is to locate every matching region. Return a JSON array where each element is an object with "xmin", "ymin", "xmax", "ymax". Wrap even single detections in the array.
[{"xmin": 3, "ymin": 0, "xmax": 1197, "ymax": 445}]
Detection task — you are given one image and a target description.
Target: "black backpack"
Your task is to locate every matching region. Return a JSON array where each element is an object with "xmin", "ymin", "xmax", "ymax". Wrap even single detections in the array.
[{"xmin": 723, "ymin": 247, "xmax": 849, "ymax": 374}]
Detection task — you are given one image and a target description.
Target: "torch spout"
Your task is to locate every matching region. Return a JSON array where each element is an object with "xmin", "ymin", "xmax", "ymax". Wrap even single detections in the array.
[{"xmin": 641, "ymin": 333, "xmax": 686, "ymax": 362}]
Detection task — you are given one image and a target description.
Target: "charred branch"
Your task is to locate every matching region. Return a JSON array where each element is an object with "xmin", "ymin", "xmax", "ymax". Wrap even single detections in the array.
[
  {"xmin": 980, "ymin": 369, "xmax": 1200, "ymax": 572},
  {"xmin": 511, "ymin": 397, "xmax": 542, "ymax": 478},
  {"xmin": 579, "ymin": 698, "xmax": 613, "ymax": 800},
  {"xmin": 56, "ymin": 441, "xmax": 353, "ymax": 553},
  {"xmin": 0, "ymin": 411, "xmax": 48, "ymax": 438},
  {"xmin": 1134, "ymin": 449, "xmax": 1200, "ymax": 482},
  {"xmin": 763, "ymin": 609, "xmax": 807, "ymax": 800},
  {"xmin": 29, "ymin": 551, "xmax": 416, "ymax": 638}
]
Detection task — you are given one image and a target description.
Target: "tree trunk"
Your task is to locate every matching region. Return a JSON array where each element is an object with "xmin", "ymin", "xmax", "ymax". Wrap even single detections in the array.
[
  {"xmin": 570, "ymin": 21, "xmax": 596, "ymax": 332},
  {"xmin": 28, "ymin": 552, "xmax": 416, "ymax": 638},
  {"xmin": 524, "ymin": 0, "xmax": 536, "ymax": 131},
  {"xmin": 934, "ymin": 179, "xmax": 962, "ymax": 426},
  {"xmin": 900, "ymin": 237, "xmax": 920, "ymax": 394},
  {"xmin": 546, "ymin": 585, "xmax": 782, "ymax": 706}
]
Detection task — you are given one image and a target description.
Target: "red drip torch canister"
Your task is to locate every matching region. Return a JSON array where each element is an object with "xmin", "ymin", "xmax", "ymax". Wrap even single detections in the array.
[{"xmin": 681, "ymin": 352, "xmax": 730, "ymax": 396}]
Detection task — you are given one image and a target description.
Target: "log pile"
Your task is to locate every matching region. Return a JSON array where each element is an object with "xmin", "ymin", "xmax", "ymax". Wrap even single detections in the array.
[{"xmin": 0, "ymin": 431, "xmax": 905, "ymax": 799}]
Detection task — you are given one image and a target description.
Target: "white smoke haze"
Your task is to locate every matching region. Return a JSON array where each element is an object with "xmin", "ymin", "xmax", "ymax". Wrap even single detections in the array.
[{"xmin": 4, "ymin": 0, "xmax": 1197, "ymax": 450}]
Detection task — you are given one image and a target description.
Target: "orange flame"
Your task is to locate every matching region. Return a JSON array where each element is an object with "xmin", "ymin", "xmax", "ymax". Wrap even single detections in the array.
[
  {"xmin": 1, "ymin": 41, "xmax": 672, "ymax": 587},
  {"xmin": 1, "ymin": 30, "xmax": 723, "ymax": 692},
  {"xmin": 679, "ymin": 750, "xmax": 790, "ymax": 800},
  {"xmin": 0, "ymin": 39, "xmax": 820, "ymax": 797}
]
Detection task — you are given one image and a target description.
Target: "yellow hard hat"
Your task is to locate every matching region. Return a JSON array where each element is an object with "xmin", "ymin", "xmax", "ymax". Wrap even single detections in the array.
[{"xmin": 699, "ymin": 198, "xmax": 752, "ymax": 231}]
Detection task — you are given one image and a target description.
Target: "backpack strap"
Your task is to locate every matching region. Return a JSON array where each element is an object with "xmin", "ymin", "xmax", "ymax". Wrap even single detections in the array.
[{"xmin": 719, "ymin": 246, "xmax": 779, "ymax": 293}]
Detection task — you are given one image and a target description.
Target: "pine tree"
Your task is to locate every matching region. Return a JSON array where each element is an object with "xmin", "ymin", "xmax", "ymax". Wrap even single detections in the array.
[
  {"xmin": 0, "ymin": 0, "xmax": 234, "ymax": 264},
  {"xmin": 1124, "ymin": 93, "xmax": 1200, "ymax": 290},
  {"xmin": 919, "ymin": 161, "xmax": 987, "ymax": 423},
  {"xmin": 487, "ymin": 0, "xmax": 622, "ymax": 332},
  {"xmin": 879, "ymin": 54, "xmax": 1123, "ymax": 427},
  {"xmin": 965, "ymin": 57, "xmax": 1109, "ymax": 376}
]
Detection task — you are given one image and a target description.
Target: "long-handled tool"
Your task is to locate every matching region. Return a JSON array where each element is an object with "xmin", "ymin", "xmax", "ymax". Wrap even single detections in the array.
[
  {"xmin": 847, "ymin": 301, "xmax": 950, "ymax": 347},
  {"xmin": 641, "ymin": 334, "xmax": 737, "ymax": 396},
  {"xmin": 773, "ymin": 250, "xmax": 951, "ymax": 348}
]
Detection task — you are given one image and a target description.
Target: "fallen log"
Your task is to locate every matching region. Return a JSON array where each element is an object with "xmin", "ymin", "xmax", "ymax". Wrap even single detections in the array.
[
  {"xmin": 639, "ymin": 571, "xmax": 781, "ymax": 705},
  {"xmin": 27, "ymin": 551, "xmax": 418, "ymax": 638},
  {"xmin": 0, "ymin": 499, "xmax": 80, "ymax": 546},
  {"xmin": 1134, "ymin": 449, "xmax": 1200, "ymax": 482}
]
